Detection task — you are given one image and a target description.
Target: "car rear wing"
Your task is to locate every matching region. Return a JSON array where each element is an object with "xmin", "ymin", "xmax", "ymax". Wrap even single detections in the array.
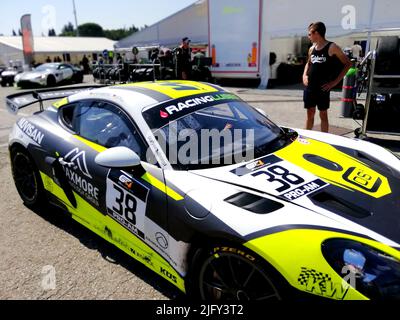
[{"xmin": 5, "ymin": 85, "xmax": 105, "ymax": 115}]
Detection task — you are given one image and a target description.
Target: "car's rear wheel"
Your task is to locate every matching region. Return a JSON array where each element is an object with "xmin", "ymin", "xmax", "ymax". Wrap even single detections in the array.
[
  {"xmin": 11, "ymin": 148, "xmax": 45, "ymax": 207},
  {"xmin": 47, "ymin": 75, "xmax": 56, "ymax": 87},
  {"xmin": 191, "ymin": 244, "xmax": 286, "ymax": 301}
]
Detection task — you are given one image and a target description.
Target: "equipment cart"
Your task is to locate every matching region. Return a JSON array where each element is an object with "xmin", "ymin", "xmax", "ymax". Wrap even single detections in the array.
[{"xmin": 353, "ymin": 37, "xmax": 400, "ymax": 139}]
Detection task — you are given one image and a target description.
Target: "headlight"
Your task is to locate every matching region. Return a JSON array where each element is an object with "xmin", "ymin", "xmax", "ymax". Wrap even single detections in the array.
[{"xmin": 322, "ymin": 239, "xmax": 400, "ymax": 299}]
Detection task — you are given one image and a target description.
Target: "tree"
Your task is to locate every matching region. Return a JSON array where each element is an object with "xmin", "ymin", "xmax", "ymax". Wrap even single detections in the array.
[
  {"xmin": 60, "ymin": 22, "xmax": 76, "ymax": 36},
  {"xmin": 103, "ymin": 25, "xmax": 139, "ymax": 40},
  {"xmin": 77, "ymin": 23, "xmax": 104, "ymax": 37},
  {"xmin": 18, "ymin": 29, "xmax": 22, "ymax": 36},
  {"xmin": 12, "ymin": 29, "xmax": 17, "ymax": 36},
  {"xmin": 48, "ymin": 28, "xmax": 56, "ymax": 36}
]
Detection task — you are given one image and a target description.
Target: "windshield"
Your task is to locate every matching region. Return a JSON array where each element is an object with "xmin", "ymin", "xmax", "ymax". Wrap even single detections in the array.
[
  {"xmin": 143, "ymin": 94, "xmax": 294, "ymax": 170},
  {"xmin": 35, "ymin": 64, "xmax": 58, "ymax": 71}
]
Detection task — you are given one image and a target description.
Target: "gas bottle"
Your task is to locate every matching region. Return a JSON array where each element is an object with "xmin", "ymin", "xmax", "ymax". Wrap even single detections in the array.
[{"xmin": 341, "ymin": 60, "xmax": 357, "ymax": 118}]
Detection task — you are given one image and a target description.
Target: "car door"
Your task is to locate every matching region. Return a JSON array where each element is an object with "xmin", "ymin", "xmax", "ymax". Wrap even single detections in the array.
[
  {"xmin": 57, "ymin": 64, "xmax": 73, "ymax": 81},
  {"xmin": 56, "ymin": 100, "xmax": 109, "ymax": 211},
  {"xmin": 66, "ymin": 100, "xmax": 172, "ymax": 255}
]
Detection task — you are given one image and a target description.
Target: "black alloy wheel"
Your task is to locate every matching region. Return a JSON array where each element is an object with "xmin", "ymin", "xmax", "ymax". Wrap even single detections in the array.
[
  {"xmin": 197, "ymin": 248, "xmax": 283, "ymax": 301},
  {"xmin": 11, "ymin": 150, "xmax": 44, "ymax": 207},
  {"xmin": 47, "ymin": 75, "xmax": 56, "ymax": 87}
]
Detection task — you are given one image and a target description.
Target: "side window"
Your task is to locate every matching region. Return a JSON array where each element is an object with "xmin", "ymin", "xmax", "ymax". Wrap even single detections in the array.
[
  {"xmin": 60, "ymin": 104, "xmax": 78, "ymax": 131},
  {"xmin": 75, "ymin": 101, "xmax": 146, "ymax": 159}
]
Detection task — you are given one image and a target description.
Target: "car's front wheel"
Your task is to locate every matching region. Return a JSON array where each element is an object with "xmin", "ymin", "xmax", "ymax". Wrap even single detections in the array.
[
  {"xmin": 191, "ymin": 244, "xmax": 286, "ymax": 301},
  {"xmin": 47, "ymin": 75, "xmax": 56, "ymax": 87},
  {"xmin": 10, "ymin": 148, "xmax": 45, "ymax": 207}
]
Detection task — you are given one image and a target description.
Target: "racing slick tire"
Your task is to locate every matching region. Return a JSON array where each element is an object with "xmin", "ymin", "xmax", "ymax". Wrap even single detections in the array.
[
  {"xmin": 47, "ymin": 75, "xmax": 56, "ymax": 87},
  {"xmin": 10, "ymin": 147, "xmax": 46, "ymax": 208},
  {"xmin": 189, "ymin": 243, "xmax": 289, "ymax": 301},
  {"xmin": 73, "ymin": 73, "xmax": 84, "ymax": 84}
]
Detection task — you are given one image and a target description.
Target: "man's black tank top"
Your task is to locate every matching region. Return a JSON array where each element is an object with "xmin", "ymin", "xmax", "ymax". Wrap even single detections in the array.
[{"xmin": 307, "ymin": 41, "xmax": 335, "ymax": 91}]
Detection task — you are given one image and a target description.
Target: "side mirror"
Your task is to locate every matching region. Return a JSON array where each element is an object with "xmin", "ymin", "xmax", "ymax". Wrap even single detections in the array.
[
  {"xmin": 95, "ymin": 146, "xmax": 141, "ymax": 168},
  {"xmin": 256, "ymin": 107, "xmax": 268, "ymax": 117}
]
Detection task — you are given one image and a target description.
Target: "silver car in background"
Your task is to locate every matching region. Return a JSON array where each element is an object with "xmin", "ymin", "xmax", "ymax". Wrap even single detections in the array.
[{"xmin": 14, "ymin": 63, "xmax": 83, "ymax": 88}]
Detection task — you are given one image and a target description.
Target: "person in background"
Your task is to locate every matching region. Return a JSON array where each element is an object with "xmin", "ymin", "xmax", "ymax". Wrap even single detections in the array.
[
  {"xmin": 303, "ymin": 21, "xmax": 351, "ymax": 133},
  {"xmin": 81, "ymin": 55, "xmax": 89, "ymax": 74},
  {"xmin": 116, "ymin": 53, "xmax": 123, "ymax": 65},
  {"xmin": 351, "ymin": 41, "xmax": 363, "ymax": 62},
  {"xmin": 176, "ymin": 37, "xmax": 192, "ymax": 80}
]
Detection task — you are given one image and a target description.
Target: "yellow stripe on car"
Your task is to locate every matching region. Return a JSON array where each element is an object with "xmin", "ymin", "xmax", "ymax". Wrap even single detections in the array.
[
  {"xmin": 73, "ymin": 135, "xmax": 107, "ymax": 153},
  {"xmin": 245, "ymin": 229, "xmax": 400, "ymax": 300},
  {"xmin": 40, "ymin": 171, "xmax": 186, "ymax": 292},
  {"xmin": 275, "ymin": 138, "xmax": 391, "ymax": 198},
  {"xmin": 123, "ymin": 80, "xmax": 219, "ymax": 99},
  {"xmin": 52, "ymin": 97, "xmax": 69, "ymax": 108},
  {"xmin": 141, "ymin": 172, "xmax": 184, "ymax": 201}
]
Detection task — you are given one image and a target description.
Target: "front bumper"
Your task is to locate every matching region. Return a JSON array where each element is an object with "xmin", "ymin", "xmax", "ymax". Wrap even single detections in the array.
[{"xmin": 16, "ymin": 78, "xmax": 47, "ymax": 87}]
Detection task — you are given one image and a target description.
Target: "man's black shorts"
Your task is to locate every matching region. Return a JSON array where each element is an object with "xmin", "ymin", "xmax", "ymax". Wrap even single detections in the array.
[{"xmin": 303, "ymin": 88, "xmax": 330, "ymax": 110}]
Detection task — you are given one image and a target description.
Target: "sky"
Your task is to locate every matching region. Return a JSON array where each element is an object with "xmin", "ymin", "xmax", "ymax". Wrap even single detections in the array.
[{"xmin": 0, "ymin": 0, "xmax": 197, "ymax": 36}]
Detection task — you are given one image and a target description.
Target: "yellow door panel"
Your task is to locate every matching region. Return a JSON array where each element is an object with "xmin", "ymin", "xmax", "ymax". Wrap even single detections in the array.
[{"xmin": 40, "ymin": 171, "xmax": 186, "ymax": 292}]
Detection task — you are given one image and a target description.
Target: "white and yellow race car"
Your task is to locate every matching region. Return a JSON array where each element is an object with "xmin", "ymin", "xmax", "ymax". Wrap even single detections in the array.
[{"xmin": 6, "ymin": 81, "xmax": 400, "ymax": 300}]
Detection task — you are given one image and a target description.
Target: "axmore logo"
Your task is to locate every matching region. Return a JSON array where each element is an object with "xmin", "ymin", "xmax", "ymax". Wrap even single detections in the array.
[{"xmin": 64, "ymin": 148, "xmax": 92, "ymax": 179}]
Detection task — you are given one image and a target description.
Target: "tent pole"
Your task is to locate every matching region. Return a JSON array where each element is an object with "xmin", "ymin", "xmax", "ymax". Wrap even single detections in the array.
[{"xmin": 365, "ymin": 0, "xmax": 376, "ymax": 52}]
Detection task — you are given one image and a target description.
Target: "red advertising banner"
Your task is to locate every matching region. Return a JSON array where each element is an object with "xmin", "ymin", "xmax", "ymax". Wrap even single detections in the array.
[{"xmin": 20, "ymin": 14, "xmax": 34, "ymax": 66}]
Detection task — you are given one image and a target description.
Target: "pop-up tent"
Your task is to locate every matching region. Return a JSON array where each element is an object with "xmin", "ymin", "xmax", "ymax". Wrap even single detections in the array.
[
  {"xmin": 115, "ymin": 0, "xmax": 400, "ymax": 87},
  {"xmin": 115, "ymin": 0, "xmax": 209, "ymax": 50},
  {"xmin": 259, "ymin": 0, "xmax": 400, "ymax": 86}
]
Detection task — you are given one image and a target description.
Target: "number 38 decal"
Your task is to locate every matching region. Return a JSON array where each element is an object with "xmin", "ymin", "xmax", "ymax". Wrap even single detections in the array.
[
  {"xmin": 106, "ymin": 172, "xmax": 149, "ymax": 239},
  {"xmin": 112, "ymin": 184, "xmax": 137, "ymax": 225},
  {"xmin": 251, "ymin": 165, "xmax": 305, "ymax": 193}
]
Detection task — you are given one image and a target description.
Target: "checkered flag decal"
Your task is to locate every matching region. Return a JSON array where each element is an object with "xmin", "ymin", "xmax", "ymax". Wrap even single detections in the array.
[{"xmin": 298, "ymin": 267, "xmax": 332, "ymax": 291}]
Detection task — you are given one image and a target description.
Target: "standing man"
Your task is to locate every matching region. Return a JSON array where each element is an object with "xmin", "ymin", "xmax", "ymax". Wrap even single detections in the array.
[
  {"xmin": 303, "ymin": 22, "xmax": 351, "ymax": 132},
  {"xmin": 176, "ymin": 37, "xmax": 192, "ymax": 80}
]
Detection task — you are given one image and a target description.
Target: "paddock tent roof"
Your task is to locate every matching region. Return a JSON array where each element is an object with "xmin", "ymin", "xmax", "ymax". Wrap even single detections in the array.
[
  {"xmin": 115, "ymin": 0, "xmax": 208, "ymax": 49},
  {"xmin": 258, "ymin": 0, "xmax": 400, "ymax": 86},
  {"xmin": 265, "ymin": 0, "xmax": 400, "ymax": 38},
  {"xmin": 0, "ymin": 36, "xmax": 116, "ymax": 53}
]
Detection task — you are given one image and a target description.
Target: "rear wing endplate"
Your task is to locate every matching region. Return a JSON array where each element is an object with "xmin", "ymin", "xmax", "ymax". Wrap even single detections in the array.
[{"xmin": 6, "ymin": 85, "xmax": 105, "ymax": 115}]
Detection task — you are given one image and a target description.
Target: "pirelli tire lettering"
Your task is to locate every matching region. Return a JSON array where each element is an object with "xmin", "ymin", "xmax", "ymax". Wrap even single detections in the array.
[{"xmin": 213, "ymin": 246, "xmax": 256, "ymax": 262}]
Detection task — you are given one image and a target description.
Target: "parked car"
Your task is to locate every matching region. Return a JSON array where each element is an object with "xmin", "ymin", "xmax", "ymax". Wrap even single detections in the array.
[
  {"xmin": 14, "ymin": 63, "xmax": 84, "ymax": 88},
  {"xmin": 1, "ymin": 67, "xmax": 22, "ymax": 87}
]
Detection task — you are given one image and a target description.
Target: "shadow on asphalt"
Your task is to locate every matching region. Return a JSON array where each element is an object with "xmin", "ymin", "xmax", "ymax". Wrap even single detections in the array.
[{"xmin": 28, "ymin": 203, "xmax": 185, "ymax": 300}]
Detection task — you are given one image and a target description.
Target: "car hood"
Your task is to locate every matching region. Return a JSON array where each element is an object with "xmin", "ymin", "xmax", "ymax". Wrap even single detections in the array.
[
  {"xmin": 191, "ymin": 131, "xmax": 400, "ymax": 247},
  {"xmin": 1, "ymin": 70, "xmax": 18, "ymax": 76}
]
